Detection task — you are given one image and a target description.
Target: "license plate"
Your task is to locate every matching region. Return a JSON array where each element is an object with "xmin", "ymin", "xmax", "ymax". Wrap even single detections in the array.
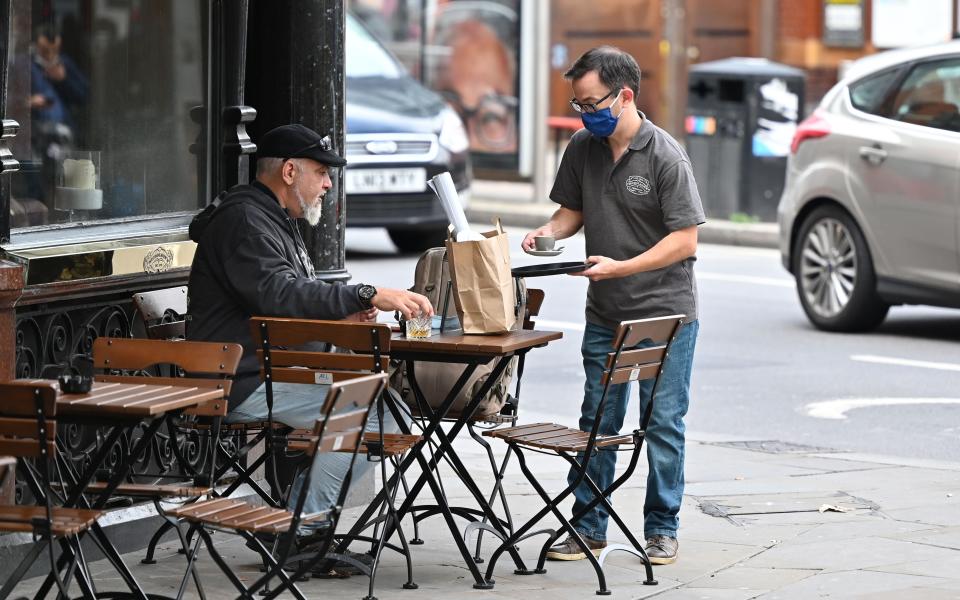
[{"xmin": 345, "ymin": 168, "xmax": 427, "ymax": 194}]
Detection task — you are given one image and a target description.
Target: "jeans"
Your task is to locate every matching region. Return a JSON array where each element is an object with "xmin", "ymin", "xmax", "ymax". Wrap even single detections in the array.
[
  {"xmin": 568, "ymin": 320, "xmax": 698, "ymax": 541},
  {"xmin": 226, "ymin": 381, "xmax": 402, "ymax": 524}
]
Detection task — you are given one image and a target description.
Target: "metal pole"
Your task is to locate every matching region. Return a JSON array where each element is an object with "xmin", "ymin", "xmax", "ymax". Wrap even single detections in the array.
[
  {"xmin": 245, "ymin": 0, "xmax": 349, "ymax": 283},
  {"xmin": 530, "ymin": 0, "xmax": 551, "ymax": 204}
]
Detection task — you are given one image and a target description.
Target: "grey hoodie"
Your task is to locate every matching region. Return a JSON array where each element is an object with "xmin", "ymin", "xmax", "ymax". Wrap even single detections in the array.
[{"xmin": 186, "ymin": 181, "xmax": 364, "ymax": 407}]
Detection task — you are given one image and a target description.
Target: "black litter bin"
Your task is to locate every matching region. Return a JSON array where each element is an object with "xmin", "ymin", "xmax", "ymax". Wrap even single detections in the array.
[{"xmin": 685, "ymin": 58, "xmax": 804, "ymax": 222}]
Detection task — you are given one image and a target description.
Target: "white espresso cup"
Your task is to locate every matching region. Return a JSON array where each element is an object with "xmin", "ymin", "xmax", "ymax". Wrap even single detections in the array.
[{"xmin": 534, "ymin": 235, "xmax": 556, "ymax": 251}]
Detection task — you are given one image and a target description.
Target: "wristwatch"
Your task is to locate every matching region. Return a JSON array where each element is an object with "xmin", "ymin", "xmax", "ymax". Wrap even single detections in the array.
[{"xmin": 357, "ymin": 284, "xmax": 377, "ymax": 309}]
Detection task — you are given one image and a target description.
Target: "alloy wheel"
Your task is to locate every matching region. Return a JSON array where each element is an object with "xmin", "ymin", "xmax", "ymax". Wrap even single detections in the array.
[{"xmin": 799, "ymin": 217, "xmax": 857, "ymax": 318}]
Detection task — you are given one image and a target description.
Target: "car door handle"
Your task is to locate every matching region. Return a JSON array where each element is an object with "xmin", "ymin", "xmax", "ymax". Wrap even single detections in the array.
[{"xmin": 859, "ymin": 145, "xmax": 887, "ymax": 165}]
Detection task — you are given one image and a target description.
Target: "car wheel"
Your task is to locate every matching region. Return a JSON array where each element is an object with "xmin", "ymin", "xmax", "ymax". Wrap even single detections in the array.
[
  {"xmin": 388, "ymin": 228, "xmax": 448, "ymax": 254},
  {"xmin": 793, "ymin": 206, "xmax": 889, "ymax": 332}
]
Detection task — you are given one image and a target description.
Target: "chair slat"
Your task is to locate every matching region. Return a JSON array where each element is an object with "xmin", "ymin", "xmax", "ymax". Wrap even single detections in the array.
[
  {"xmin": 317, "ymin": 431, "xmax": 363, "ymax": 453},
  {"xmin": 0, "ymin": 439, "xmax": 56, "ymax": 458},
  {"xmin": 250, "ymin": 318, "xmax": 391, "ymax": 352},
  {"xmin": 606, "ymin": 345, "xmax": 667, "ymax": 369},
  {"xmin": 267, "ymin": 367, "xmax": 384, "ymax": 386},
  {"xmin": 93, "ymin": 338, "xmax": 243, "ymax": 376},
  {"xmin": 0, "ymin": 381, "xmax": 58, "ymax": 417},
  {"xmin": 614, "ymin": 315, "xmax": 684, "ymax": 349},
  {"xmin": 604, "ymin": 362, "xmax": 662, "ymax": 385},
  {"xmin": 260, "ymin": 350, "xmax": 387, "ymax": 373},
  {"xmin": 0, "ymin": 418, "xmax": 57, "ymax": 439}
]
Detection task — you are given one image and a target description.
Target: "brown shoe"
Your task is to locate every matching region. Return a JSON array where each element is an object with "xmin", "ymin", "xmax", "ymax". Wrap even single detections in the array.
[
  {"xmin": 644, "ymin": 535, "xmax": 678, "ymax": 565},
  {"xmin": 545, "ymin": 534, "xmax": 607, "ymax": 561}
]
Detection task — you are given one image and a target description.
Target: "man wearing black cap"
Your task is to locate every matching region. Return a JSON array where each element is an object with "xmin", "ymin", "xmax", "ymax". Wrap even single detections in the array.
[{"xmin": 187, "ymin": 124, "xmax": 433, "ymax": 552}]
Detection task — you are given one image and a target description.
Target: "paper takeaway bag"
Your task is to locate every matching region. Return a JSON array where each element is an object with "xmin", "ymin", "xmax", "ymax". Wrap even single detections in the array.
[{"xmin": 445, "ymin": 221, "xmax": 516, "ymax": 334}]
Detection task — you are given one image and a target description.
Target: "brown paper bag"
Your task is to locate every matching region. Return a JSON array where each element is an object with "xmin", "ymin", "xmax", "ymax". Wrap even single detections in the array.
[{"xmin": 446, "ymin": 221, "xmax": 517, "ymax": 334}]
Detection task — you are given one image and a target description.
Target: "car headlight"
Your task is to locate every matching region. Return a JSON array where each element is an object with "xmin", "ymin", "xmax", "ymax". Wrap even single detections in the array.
[{"xmin": 438, "ymin": 108, "xmax": 470, "ymax": 154}]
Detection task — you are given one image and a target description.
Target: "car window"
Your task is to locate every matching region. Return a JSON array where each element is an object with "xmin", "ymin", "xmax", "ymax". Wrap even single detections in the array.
[
  {"xmin": 849, "ymin": 68, "xmax": 902, "ymax": 115},
  {"xmin": 888, "ymin": 57, "xmax": 960, "ymax": 132},
  {"xmin": 346, "ymin": 13, "xmax": 403, "ymax": 79}
]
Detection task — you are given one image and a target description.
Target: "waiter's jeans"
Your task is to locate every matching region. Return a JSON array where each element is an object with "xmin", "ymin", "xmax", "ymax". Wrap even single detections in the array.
[{"xmin": 569, "ymin": 320, "xmax": 699, "ymax": 541}]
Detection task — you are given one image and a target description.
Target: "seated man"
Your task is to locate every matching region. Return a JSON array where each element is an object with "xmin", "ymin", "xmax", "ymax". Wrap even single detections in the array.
[{"xmin": 187, "ymin": 123, "xmax": 433, "ymax": 550}]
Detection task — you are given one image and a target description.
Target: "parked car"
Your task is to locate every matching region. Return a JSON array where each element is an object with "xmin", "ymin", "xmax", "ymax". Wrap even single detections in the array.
[
  {"xmin": 778, "ymin": 40, "xmax": 960, "ymax": 332},
  {"xmin": 344, "ymin": 13, "xmax": 471, "ymax": 253}
]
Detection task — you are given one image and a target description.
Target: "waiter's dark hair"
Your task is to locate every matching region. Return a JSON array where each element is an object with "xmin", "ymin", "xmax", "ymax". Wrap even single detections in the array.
[{"xmin": 564, "ymin": 46, "xmax": 641, "ymax": 97}]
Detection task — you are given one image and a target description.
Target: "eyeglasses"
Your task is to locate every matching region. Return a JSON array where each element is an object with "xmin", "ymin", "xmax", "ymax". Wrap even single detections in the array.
[
  {"xmin": 569, "ymin": 88, "xmax": 619, "ymax": 114},
  {"xmin": 285, "ymin": 135, "xmax": 333, "ymax": 160}
]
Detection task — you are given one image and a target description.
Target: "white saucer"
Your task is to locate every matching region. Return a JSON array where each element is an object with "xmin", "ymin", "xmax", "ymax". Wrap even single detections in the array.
[{"xmin": 524, "ymin": 247, "xmax": 565, "ymax": 257}]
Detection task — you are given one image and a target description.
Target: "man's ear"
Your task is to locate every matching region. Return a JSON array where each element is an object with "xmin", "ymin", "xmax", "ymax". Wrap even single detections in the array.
[
  {"xmin": 621, "ymin": 86, "xmax": 635, "ymax": 107},
  {"xmin": 281, "ymin": 160, "xmax": 296, "ymax": 184}
]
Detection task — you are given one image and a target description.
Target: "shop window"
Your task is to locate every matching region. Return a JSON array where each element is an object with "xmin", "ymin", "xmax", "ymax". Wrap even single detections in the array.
[{"xmin": 6, "ymin": 0, "xmax": 208, "ymax": 230}]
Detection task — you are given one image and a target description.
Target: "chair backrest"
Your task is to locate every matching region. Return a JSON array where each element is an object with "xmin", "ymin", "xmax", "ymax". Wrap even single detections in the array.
[
  {"xmin": 592, "ymin": 315, "xmax": 685, "ymax": 441},
  {"xmin": 91, "ymin": 337, "xmax": 243, "ymax": 416},
  {"xmin": 308, "ymin": 373, "xmax": 387, "ymax": 456},
  {"xmin": 523, "ymin": 288, "xmax": 545, "ymax": 330},
  {"xmin": 0, "ymin": 381, "xmax": 58, "ymax": 459},
  {"xmin": 291, "ymin": 373, "xmax": 385, "ymax": 523},
  {"xmin": 603, "ymin": 315, "xmax": 685, "ymax": 387},
  {"xmin": 132, "ymin": 286, "xmax": 188, "ymax": 339},
  {"xmin": 249, "ymin": 317, "xmax": 392, "ymax": 386}
]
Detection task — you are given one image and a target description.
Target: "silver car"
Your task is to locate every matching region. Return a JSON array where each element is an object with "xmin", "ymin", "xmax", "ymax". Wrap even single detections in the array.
[{"xmin": 778, "ymin": 40, "xmax": 960, "ymax": 332}]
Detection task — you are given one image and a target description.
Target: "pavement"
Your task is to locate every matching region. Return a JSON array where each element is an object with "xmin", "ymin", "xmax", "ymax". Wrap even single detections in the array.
[
  {"xmin": 466, "ymin": 179, "xmax": 780, "ymax": 249},
  {"xmin": 14, "ymin": 420, "xmax": 960, "ymax": 599}
]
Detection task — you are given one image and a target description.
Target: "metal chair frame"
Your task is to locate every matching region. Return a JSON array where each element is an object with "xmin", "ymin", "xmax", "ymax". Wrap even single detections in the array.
[{"xmin": 480, "ymin": 315, "xmax": 686, "ymax": 595}]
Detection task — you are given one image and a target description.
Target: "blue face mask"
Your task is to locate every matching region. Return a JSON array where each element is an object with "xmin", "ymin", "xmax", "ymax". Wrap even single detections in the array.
[{"xmin": 580, "ymin": 91, "xmax": 624, "ymax": 137}]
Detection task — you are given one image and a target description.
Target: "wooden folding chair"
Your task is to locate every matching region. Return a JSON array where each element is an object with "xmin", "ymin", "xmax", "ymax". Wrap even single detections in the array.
[
  {"xmin": 481, "ymin": 315, "xmax": 685, "ymax": 594},
  {"xmin": 130, "ymin": 288, "xmax": 288, "ymax": 512},
  {"xmin": 87, "ymin": 337, "xmax": 241, "ymax": 595},
  {"xmin": 0, "ymin": 381, "xmax": 103, "ymax": 599},
  {"xmin": 168, "ymin": 373, "xmax": 387, "ymax": 600},
  {"xmin": 250, "ymin": 317, "xmax": 420, "ymax": 598}
]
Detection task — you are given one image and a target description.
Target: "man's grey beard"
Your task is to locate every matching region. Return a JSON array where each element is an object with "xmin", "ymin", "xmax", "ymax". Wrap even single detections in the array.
[{"xmin": 294, "ymin": 184, "xmax": 323, "ymax": 226}]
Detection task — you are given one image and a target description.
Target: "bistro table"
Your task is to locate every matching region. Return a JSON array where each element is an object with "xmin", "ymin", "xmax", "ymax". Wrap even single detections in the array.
[
  {"xmin": 341, "ymin": 328, "xmax": 562, "ymax": 588},
  {"xmin": 28, "ymin": 379, "xmax": 225, "ymax": 600}
]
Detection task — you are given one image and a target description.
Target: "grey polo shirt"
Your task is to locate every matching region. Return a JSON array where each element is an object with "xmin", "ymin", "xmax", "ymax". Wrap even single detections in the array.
[{"xmin": 550, "ymin": 112, "xmax": 706, "ymax": 330}]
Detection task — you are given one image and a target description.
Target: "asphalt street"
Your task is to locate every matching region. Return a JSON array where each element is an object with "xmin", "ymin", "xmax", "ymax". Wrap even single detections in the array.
[{"xmin": 345, "ymin": 226, "xmax": 960, "ymax": 463}]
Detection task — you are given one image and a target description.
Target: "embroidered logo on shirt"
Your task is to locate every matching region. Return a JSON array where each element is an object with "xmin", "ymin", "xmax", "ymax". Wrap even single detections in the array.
[{"xmin": 626, "ymin": 175, "xmax": 651, "ymax": 196}]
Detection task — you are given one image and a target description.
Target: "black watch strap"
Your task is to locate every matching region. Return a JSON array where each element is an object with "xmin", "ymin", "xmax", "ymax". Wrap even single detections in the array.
[{"xmin": 357, "ymin": 284, "xmax": 377, "ymax": 309}]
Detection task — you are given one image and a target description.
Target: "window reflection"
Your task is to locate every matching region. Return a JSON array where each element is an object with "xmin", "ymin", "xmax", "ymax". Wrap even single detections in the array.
[{"xmin": 8, "ymin": 0, "xmax": 208, "ymax": 229}]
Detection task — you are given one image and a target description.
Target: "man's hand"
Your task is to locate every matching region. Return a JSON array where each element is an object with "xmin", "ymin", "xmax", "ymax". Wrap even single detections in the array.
[
  {"xmin": 371, "ymin": 287, "xmax": 434, "ymax": 320},
  {"xmin": 522, "ymin": 225, "xmax": 553, "ymax": 252},
  {"xmin": 570, "ymin": 256, "xmax": 624, "ymax": 281},
  {"xmin": 344, "ymin": 308, "xmax": 379, "ymax": 323}
]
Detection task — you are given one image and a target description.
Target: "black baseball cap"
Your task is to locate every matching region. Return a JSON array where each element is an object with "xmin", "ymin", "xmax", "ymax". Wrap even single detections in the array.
[{"xmin": 257, "ymin": 124, "xmax": 347, "ymax": 167}]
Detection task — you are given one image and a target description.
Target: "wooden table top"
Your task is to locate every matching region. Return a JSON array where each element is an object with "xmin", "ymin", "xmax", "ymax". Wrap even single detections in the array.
[
  {"xmin": 391, "ymin": 329, "xmax": 562, "ymax": 356},
  {"xmin": 47, "ymin": 380, "xmax": 225, "ymax": 418}
]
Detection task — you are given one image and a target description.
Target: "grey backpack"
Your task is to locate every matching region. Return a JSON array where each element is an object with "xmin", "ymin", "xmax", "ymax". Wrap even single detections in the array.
[{"xmin": 391, "ymin": 247, "xmax": 524, "ymax": 421}]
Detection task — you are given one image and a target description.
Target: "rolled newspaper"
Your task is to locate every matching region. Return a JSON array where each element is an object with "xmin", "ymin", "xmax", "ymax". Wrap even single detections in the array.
[{"xmin": 428, "ymin": 172, "xmax": 484, "ymax": 241}]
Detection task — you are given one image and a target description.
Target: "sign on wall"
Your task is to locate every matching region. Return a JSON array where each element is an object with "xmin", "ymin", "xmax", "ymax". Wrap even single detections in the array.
[
  {"xmin": 872, "ymin": 0, "xmax": 954, "ymax": 48},
  {"xmin": 823, "ymin": 0, "xmax": 864, "ymax": 47}
]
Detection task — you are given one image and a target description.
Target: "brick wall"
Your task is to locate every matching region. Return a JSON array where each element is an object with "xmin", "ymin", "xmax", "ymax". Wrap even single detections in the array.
[{"xmin": 779, "ymin": 0, "xmax": 821, "ymax": 40}]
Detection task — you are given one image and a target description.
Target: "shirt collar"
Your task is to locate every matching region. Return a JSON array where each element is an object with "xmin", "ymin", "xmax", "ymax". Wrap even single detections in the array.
[
  {"xmin": 590, "ymin": 110, "xmax": 655, "ymax": 152},
  {"xmin": 628, "ymin": 111, "xmax": 655, "ymax": 151}
]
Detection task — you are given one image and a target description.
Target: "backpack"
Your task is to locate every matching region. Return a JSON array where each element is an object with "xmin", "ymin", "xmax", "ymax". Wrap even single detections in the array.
[{"xmin": 390, "ymin": 247, "xmax": 526, "ymax": 421}]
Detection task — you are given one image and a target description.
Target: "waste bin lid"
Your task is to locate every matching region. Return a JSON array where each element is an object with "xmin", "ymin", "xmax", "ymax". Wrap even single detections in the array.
[{"xmin": 689, "ymin": 57, "xmax": 805, "ymax": 79}]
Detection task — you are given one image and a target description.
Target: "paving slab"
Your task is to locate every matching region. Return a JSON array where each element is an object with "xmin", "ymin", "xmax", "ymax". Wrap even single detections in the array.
[
  {"xmin": 686, "ymin": 565, "xmax": 818, "ymax": 590},
  {"xmin": 759, "ymin": 569, "xmax": 949, "ymax": 600}
]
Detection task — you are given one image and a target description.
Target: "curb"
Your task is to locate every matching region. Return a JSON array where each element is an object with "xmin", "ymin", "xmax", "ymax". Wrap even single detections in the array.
[{"xmin": 466, "ymin": 198, "xmax": 780, "ymax": 249}]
